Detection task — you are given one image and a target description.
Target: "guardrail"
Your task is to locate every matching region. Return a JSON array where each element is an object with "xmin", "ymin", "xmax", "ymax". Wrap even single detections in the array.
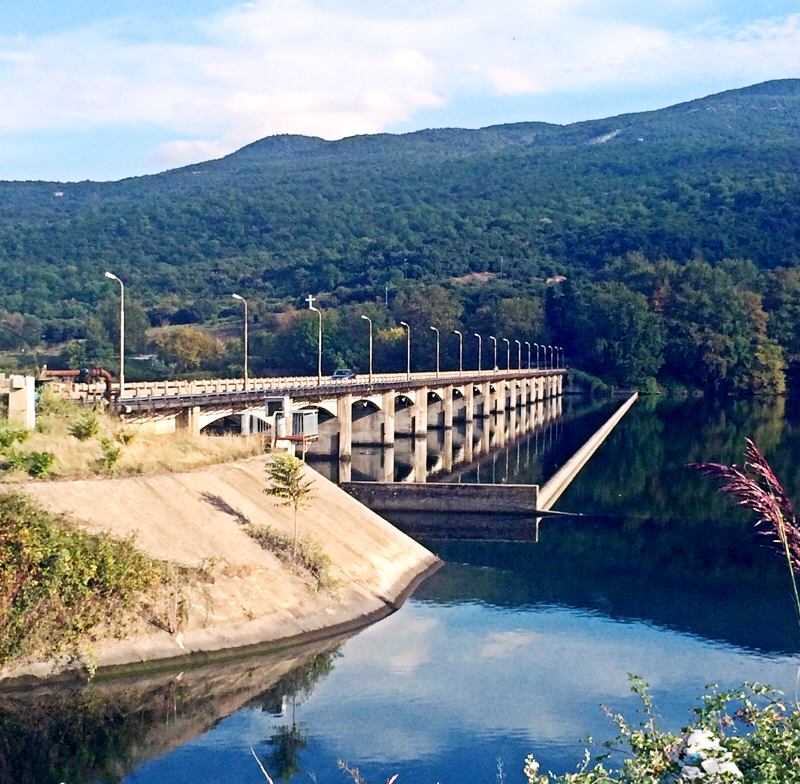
[{"xmin": 48, "ymin": 367, "xmax": 567, "ymax": 409}]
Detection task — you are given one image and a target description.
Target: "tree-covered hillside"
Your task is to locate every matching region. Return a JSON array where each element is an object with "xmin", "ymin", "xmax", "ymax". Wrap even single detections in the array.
[{"xmin": 3, "ymin": 79, "xmax": 800, "ymax": 393}]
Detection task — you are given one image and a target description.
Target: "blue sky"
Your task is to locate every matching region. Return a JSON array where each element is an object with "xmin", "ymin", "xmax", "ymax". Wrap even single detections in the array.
[{"xmin": 3, "ymin": 1, "xmax": 800, "ymax": 182}]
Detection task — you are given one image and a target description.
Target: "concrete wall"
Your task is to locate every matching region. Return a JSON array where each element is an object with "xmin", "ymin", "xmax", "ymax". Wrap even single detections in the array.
[{"xmin": 341, "ymin": 481, "xmax": 538, "ymax": 513}]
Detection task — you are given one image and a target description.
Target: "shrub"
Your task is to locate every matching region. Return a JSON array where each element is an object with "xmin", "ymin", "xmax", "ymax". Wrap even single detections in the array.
[
  {"xmin": 524, "ymin": 678, "xmax": 800, "ymax": 784},
  {"xmin": 70, "ymin": 414, "xmax": 99, "ymax": 441},
  {"xmin": 2, "ymin": 448, "xmax": 54, "ymax": 477},
  {"xmin": 25, "ymin": 450, "xmax": 54, "ymax": 477},
  {"xmin": 0, "ymin": 490, "xmax": 161, "ymax": 669},
  {"xmin": 98, "ymin": 437, "xmax": 122, "ymax": 474},
  {"xmin": 0, "ymin": 427, "xmax": 28, "ymax": 449}
]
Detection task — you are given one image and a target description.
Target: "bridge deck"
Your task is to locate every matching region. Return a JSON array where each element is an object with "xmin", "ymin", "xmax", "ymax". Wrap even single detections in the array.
[{"xmin": 110, "ymin": 368, "xmax": 567, "ymax": 413}]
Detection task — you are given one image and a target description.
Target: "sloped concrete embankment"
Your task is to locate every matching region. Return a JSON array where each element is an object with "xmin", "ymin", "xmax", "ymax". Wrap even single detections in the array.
[{"xmin": 13, "ymin": 457, "xmax": 440, "ymax": 679}]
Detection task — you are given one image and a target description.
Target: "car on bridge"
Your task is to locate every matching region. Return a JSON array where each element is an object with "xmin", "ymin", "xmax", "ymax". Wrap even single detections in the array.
[{"xmin": 331, "ymin": 368, "xmax": 356, "ymax": 380}]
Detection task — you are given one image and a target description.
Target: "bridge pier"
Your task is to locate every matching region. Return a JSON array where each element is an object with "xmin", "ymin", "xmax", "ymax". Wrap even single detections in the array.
[
  {"xmin": 381, "ymin": 445, "xmax": 395, "ymax": 482},
  {"xmin": 411, "ymin": 387, "xmax": 428, "ymax": 438},
  {"xmin": 464, "ymin": 384, "xmax": 474, "ymax": 422},
  {"xmin": 443, "ymin": 386, "xmax": 454, "ymax": 429},
  {"xmin": 338, "ymin": 393, "xmax": 353, "ymax": 459},
  {"xmin": 443, "ymin": 428, "xmax": 454, "ymax": 472},
  {"xmin": 464, "ymin": 420, "xmax": 474, "ymax": 463},
  {"xmin": 178, "ymin": 405, "xmax": 202, "ymax": 436},
  {"xmin": 382, "ymin": 392, "xmax": 395, "ymax": 446},
  {"xmin": 413, "ymin": 436, "xmax": 427, "ymax": 483}
]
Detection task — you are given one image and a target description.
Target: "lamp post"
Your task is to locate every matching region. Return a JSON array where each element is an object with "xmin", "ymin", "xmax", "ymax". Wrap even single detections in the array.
[
  {"xmin": 502, "ymin": 338, "xmax": 510, "ymax": 370},
  {"xmin": 515, "ymin": 339, "xmax": 522, "ymax": 370},
  {"xmin": 307, "ymin": 294, "xmax": 322, "ymax": 385},
  {"xmin": 534, "ymin": 342, "xmax": 540, "ymax": 369},
  {"xmin": 400, "ymin": 321, "xmax": 411, "ymax": 380},
  {"xmin": 361, "ymin": 315, "xmax": 373, "ymax": 383},
  {"xmin": 474, "ymin": 333, "xmax": 482, "ymax": 372},
  {"xmin": 490, "ymin": 336, "xmax": 497, "ymax": 372},
  {"xmin": 430, "ymin": 326, "xmax": 440, "ymax": 379},
  {"xmin": 525, "ymin": 341, "xmax": 531, "ymax": 369},
  {"xmin": 547, "ymin": 345, "xmax": 553, "ymax": 369},
  {"xmin": 231, "ymin": 294, "xmax": 248, "ymax": 390},
  {"xmin": 104, "ymin": 271, "xmax": 124, "ymax": 399},
  {"xmin": 453, "ymin": 330, "xmax": 463, "ymax": 373}
]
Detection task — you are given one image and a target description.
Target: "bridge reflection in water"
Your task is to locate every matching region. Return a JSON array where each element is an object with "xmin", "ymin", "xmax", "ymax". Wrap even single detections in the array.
[{"xmin": 306, "ymin": 395, "xmax": 618, "ymax": 488}]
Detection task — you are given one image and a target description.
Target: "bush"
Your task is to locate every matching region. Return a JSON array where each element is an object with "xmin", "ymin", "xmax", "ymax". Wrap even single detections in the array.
[
  {"xmin": 0, "ymin": 490, "xmax": 161, "ymax": 669},
  {"xmin": 524, "ymin": 678, "xmax": 800, "ymax": 784},
  {"xmin": 0, "ymin": 427, "xmax": 28, "ymax": 449},
  {"xmin": 98, "ymin": 437, "xmax": 122, "ymax": 474},
  {"xmin": 70, "ymin": 414, "xmax": 99, "ymax": 441},
  {"xmin": 2, "ymin": 448, "xmax": 54, "ymax": 477},
  {"xmin": 25, "ymin": 450, "xmax": 54, "ymax": 477}
]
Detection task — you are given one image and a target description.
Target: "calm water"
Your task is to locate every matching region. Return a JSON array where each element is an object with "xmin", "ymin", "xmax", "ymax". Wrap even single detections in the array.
[{"xmin": 3, "ymin": 396, "xmax": 800, "ymax": 784}]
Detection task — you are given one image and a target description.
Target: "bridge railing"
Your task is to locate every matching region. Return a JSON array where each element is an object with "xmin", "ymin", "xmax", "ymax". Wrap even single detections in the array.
[{"xmin": 48, "ymin": 367, "xmax": 564, "ymax": 402}]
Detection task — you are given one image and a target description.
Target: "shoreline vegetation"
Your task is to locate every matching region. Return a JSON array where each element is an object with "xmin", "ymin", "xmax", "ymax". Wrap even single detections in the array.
[{"xmin": 0, "ymin": 400, "xmax": 439, "ymax": 681}]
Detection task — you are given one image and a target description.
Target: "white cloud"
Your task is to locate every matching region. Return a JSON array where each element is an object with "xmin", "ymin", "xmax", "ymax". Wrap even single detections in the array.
[{"xmin": 2, "ymin": 2, "xmax": 800, "ymax": 172}]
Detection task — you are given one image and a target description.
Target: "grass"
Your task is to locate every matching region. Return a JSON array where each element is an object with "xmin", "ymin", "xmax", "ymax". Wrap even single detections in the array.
[
  {"xmin": 0, "ymin": 391, "xmax": 266, "ymax": 480},
  {"xmin": 246, "ymin": 523, "xmax": 335, "ymax": 591}
]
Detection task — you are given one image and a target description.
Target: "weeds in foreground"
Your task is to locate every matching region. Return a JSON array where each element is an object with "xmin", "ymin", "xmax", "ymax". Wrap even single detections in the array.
[
  {"xmin": 524, "ymin": 678, "xmax": 800, "ymax": 784},
  {"xmin": 246, "ymin": 523, "xmax": 335, "ymax": 591},
  {"xmin": 690, "ymin": 438, "xmax": 800, "ymax": 629}
]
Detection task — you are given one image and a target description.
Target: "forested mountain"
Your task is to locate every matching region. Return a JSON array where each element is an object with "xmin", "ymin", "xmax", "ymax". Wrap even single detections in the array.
[{"xmin": 3, "ymin": 79, "xmax": 800, "ymax": 393}]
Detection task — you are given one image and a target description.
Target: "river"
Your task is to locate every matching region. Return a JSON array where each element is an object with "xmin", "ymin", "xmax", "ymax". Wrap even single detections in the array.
[{"xmin": 2, "ymin": 395, "xmax": 799, "ymax": 784}]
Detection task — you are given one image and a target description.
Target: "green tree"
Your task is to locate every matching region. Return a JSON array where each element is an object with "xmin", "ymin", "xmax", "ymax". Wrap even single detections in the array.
[
  {"xmin": 154, "ymin": 327, "xmax": 224, "ymax": 372},
  {"xmin": 556, "ymin": 280, "xmax": 664, "ymax": 387},
  {"xmin": 97, "ymin": 296, "xmax": 150, "ymax": 354},
  {"xmin": 264, "ymin": 454, "xmax": 315, "ymax": 557}
]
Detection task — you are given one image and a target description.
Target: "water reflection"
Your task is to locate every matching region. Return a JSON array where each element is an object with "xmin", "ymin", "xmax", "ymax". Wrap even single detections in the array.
[
  {"xmin": 0, "ymin": 639, "xmax": 345, "ymax": 784},
  {"xmin": 307, "ymin": 396, "xmax": 622, "ymax": 487},
  {"xmin": 7, "ymin": 397, "xmax": 800, "ymax": 784}
]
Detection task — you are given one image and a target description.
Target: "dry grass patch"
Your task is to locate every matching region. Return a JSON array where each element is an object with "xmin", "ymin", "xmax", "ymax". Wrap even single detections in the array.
[{"xmin": 1, "ymin": 393, "xmax": 266, "ymax": 481}]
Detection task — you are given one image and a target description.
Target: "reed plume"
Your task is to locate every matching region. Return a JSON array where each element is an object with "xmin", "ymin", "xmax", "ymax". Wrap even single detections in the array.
[{"xmin": 690, "ymin": 438, "xmax": 800, "ymax": 626}]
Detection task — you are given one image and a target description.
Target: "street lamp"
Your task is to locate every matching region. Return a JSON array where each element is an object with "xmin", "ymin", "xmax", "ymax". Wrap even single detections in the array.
[
  {"xmin": 547, "ymin": 345, "xmax": 553, "ymax": 369},
  {"xmin": 474, "ymin": 333, "xmax": 482, "ymax": 372},
  {"xmin": 534, "ymin": 342, "xmax": 540, "ymax": 369},
  {"xmin": 307, "ymin": 294, "xmax": 322, "ymax": 385},
  {"xmin": 489, "ymin": 336, "xmax": 497, "ymax": 372},
  {"xmin": 502, "ymin": 338, "xmax": 510, "ymax": 370},
  {"xmin": 525, "ymin": 341, "xmax": 531, "ymax": 369},
  {"xmin": 400, "ymin": 321, "xmax": 411, "ymax": 380},
  {"xmin": 361, "ymin": 315, "xmax": 373, "ymax": 383},
  {"xmin": 430, "ymin": 326, "xmax": 440, "ymax": 379},
  {"xmin": 104, "ymin": 271, "xmax": 124, "ymax": 399},
  {"xmin": 231, "ymin": 294, "xmax": 248, "ymax": 390},
  {"xmin": 515, "ymin": 339, "xmax": 522, "ymax": 370},
  {"xmin": 453, "ymin": 330, "xmax": 463, "ymax": 373}
]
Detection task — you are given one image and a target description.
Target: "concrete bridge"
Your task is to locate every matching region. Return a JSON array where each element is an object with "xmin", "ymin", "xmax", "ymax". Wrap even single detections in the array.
[{"xmin": 51, "ymin": 368, "xmax": 566, "ymax": 468}]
